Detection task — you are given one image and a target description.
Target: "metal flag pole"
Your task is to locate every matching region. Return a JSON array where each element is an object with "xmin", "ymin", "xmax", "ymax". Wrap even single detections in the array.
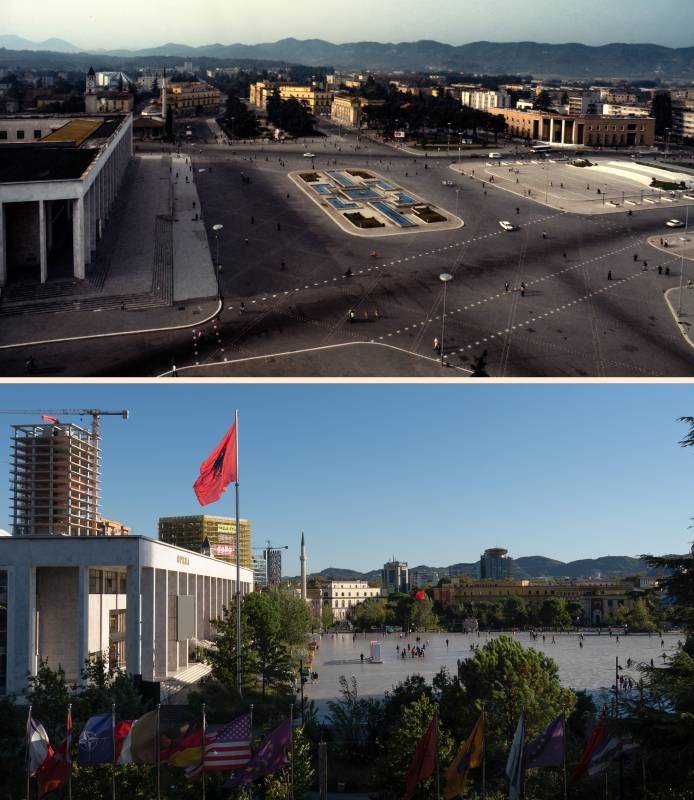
[
  {"xmin": 25, "ymin": 703, "xmax": 32, "ymax": 800},
  {"xmin": 235, "ymin": 408, "xmax": 243, "ymax": 697},
  {"xmin": 435, "ymin": 711, "xmax": 440, "ymax": 800},
  {"xmin": 67, "ymin": 703, "xmax": 72, "ymax": 800},
  {"xmin": 202, "ymin": 703, "xmax": 206, "ymax": 800},
  {"xmin": 156, "ymin": 704, "xmax": 161, "ymax": 800},
  {"xmin": 111, "ymin": 703, "xmax": 116, "ymax": 800},
  {"xmin": 562, "ymin": 711, "xmax": 568, "ymax": 800}
]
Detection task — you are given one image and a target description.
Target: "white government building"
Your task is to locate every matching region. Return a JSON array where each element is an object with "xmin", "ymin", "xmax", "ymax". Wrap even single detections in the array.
[
  {"xmin": 0, "ymin": 535, "xmax": 253, "ymax": 698},
  {"xmin": 321, "ymin": 580, "xmax": 382, "ymax": 621}
]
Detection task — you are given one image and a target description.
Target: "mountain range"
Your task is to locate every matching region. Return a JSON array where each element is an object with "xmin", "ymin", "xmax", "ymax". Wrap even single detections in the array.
[
  {"xmin": 2, "ymin": 37, "xmax": 694, "ymax": 78},
  {"xmin": 289, "ymin": 555, "xmax": 647, "ymax": 583}
]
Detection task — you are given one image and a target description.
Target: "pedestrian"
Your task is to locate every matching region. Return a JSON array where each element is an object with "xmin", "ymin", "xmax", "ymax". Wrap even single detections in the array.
[
  {"xmin": 171, "ymin": 364, "xmax": 177, "ymax": 377},
  {"xmin": 374, "ymin": 308, "xmax": 380, "ymax": 320},
  {"xmin": 563, "ymin": 252, "xmax": 567, "ymax": 259},
  {"xmin": 658, "ymin": 265, "xmax": 663, "ymax": 275},
  {"xmin": 505, "ymin": 281, "xmax": 510, "ymax": 292},
  {"xmin": 344, "ymin": 267, "xmax": 352, "ymax": 278},
  {"xmin": 607, "ymin": 270, "xmax": 612, "ymax": 280},
  {"xmin": 192, "ymin": 200, "xmax": 196, "ymax": 208},
  {"xmin": 433, "ymin": 337, "xmax": 440, "ymax": 354},
  {"xmin": 25, "ymin": 357, "xmax": 35, "ymax": 373},
  {"xmin": 281, "ymin": 260, "xmax": 286, "ymax": 271},
  {"xmin": 634, "ymin": 254, "xmax": 639, "ymax": 262},
  {"xmin": 660, "ymin": 237, "xmax": 664, "ymax": 245},
  {"xmin": 244, "ymin": 237, "xmax": 249, "ymax": 245},
  {"xmin": 277, "ymin": 222, "xmax": 281, "ymax": 232},
  {"xmin": 516, "ymin": 207, "xmax": 520, "ymax": 214},
  {"xmin": 251, "ymin": 215, "xmax": 254, "ymax": 224},
  {"xmin": 542, "ymin": 231, "xmax": 547, "ymax": 239},
  {"xmin": 643, "ymin": 261, "xmax": 648, "ymax": 268},
  {"xmin": 363, "ymin": 309, "xmax": 369, "ymax": 321},
  {"xmin": 520, "ymin": 285, "xmax": 525, "ymax": 297},
  {"xmin": 348, "ymin": 309, "xmax": 355, "ymax": 324},
  {"xmin": 240, "ymin": 302, "xmax": 246, "ymax": 313},
  {"xmin": 666, "ymin": 266, "xmax": 670, "ymax": 276}
]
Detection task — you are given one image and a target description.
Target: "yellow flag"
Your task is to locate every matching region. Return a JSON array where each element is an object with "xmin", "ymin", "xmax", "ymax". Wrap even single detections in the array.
[{"xmin": 443, "ymin": 714, "xmax": 484, "ymax": 800}]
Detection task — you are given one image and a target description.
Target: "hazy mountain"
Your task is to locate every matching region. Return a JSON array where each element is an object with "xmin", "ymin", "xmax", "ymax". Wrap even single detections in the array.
[
  {"xmin": 289, "ymin": 555, "xmax": 647, "ymax": 583},
  {"xmin": 3, "ymin": 37, "xmax": 694, "ymax": 79},
  {"xmin": 0, "ymin": 35, "xmax": 80, "ymax": 53}
]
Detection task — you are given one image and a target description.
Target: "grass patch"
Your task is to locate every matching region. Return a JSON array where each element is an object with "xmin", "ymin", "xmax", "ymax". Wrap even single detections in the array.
[
  {"xmin": 572, "ymin": 159, "xmax": 593, "ymax": 167},
  {"xmin": 413, "ymin": 205, "xmax": 447, "ymax": 223},
  {"xmin": 346, "ymin": 169, "xmax": 373, "ymax": 179},
  {"xmin": 345, "ymin": 212, "xmax": 385, "ymax": 229},
  {"xmin": 651, "ymin": 178, "xmax": 686, "ymax": 190},
  {"xmin": 664, "ymin": 161, "xmax": 694, "ymax": 172},
  {"xmin": 300, "ymin": 172, "xmax": 320, "ymax": 182}
]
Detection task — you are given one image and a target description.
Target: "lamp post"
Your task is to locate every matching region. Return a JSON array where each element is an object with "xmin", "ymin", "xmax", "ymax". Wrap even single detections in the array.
[
  {"xmin": 439, "ymin": 273, "xmax": 453, "ymax": 366},
  {"xmin": 455, "ymin": 187, "xmax": 460, "ymax": 218},
  {"xmin": 212, "ymin": 223, "xmax": 223, "ymax": 269},
  {"xmin": 447, "ymin": 123, "xmax": 452, "ymax": 160},
  {"xmin": 677, "ymin": 205, "xmax": 690, "ymax": 316}
]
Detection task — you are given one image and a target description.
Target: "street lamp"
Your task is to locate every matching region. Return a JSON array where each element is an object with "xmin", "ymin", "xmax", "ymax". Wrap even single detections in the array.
[
  {"xmin": 447, "ymin": 123, "xmax": 452, "ymax": 160},
  {"xmin": 439, "ymin": 273, "xmax": 453, "ymax": 366},
  {"xmin": 212, "ymin": 223, "xmax": 223, "ymax": 271},
  {"xmin": 455, "ymin": 187, "xmax": 460, "ymax": 218},
  {"xmin": 677, "ymin": 205, "xmax": 690, "ymax": 317}
]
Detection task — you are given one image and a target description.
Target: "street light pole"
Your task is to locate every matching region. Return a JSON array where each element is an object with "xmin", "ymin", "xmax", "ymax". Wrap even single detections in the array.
[
  {"xmin": 677, "ymin": 205, "xmax": 690, "ymax": 317},
  {"xmin": 439, "ymin": 273, "xmax": 453, "ymax": 366}
]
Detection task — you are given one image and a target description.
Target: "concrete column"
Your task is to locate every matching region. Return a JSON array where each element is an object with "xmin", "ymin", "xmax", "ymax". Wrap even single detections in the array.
[
  {"xmin": 72, "ymin": 197, "xmax": 85, "ymax": 279},
  {"xmin": 549, "ymin": 118, "xmax": 554, "ymax": 144},
  {"xmin": 204, "ymin": 576, "xmax": 211, "ymax": 638},
  {"xmin": 83, "ymin": 190, "xmax": 91, "ymax": 264},
  {"xmin": 126, "ymin": 564, "xmax": 142, "ymax": 677},
  {"xmin": 154, "ymin": 568, "xmax": 167, "ymax": 677},
  {"xmin": 77, "ymin": 566, "xmax": 90, "ymax": 684},
  {"xmin": 46, "ymin": 201, "xmax": 53, "ymax": 252},
  {"xmin": 140, "ymin": 567, "xmax": 155, "ymax": 681},
  {"xmin": 38, "ymin": 200, "xmax": 48, "ymax": 283},
  {"xmin": 0, "ymin": 201, "xmax": 6, "ymax": 288},
  {"xmin": 88, "ymin": 187, "xmax": 97, "ymax": 253},
  {"xmin": 561, "ymin": 119, "xmax": 566, "ymax": 145},
  {"xmin": 178, "ymin": 573, "xmax": 188, "ymax": 670}
]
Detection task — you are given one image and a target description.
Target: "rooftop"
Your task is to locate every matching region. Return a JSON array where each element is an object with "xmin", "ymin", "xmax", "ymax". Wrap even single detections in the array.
[{"xmin": 0, "ymin": 145, "xmax": 97, "ymax": 182}]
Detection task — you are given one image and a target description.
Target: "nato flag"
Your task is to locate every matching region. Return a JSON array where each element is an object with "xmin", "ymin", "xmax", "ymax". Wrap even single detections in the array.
[{"xmin": 78, "ymin": 713, "xmax": 114, "ymax": 766}]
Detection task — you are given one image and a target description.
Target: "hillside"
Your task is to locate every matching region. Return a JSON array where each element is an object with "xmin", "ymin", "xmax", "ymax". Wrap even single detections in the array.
[{"xmin": 2, "ymin": 38, "xmax": 694, "ymax": 79}]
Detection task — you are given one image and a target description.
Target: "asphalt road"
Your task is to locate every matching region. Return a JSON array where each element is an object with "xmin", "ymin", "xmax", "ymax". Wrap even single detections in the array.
[{"xmin": 2, "ymin": 120, "xmax": 693, "ymax": 377}]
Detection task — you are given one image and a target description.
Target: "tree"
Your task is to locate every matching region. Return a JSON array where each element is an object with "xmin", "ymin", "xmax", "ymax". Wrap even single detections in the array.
[
  {"xmin": 503, "ymin": 596, "xmax": 529, "ymax": 627},
  {"xmin": 378, "ymin": 695, "xmax": 454, "ymax": 800},
  {"xmin": 538, "ymin": 598, "xmax": 571, "ymax": 629},
  {"xmin": 566, "ymin": 601, "xmax": 585, "ymax": 625},
  {"xmin": 76, "ymin": 653, "xmax": 147, "ymax": 720},
  {"xmin": 409, "ymin": 596, "xmax": 439, "ymax": 630},
  {"xmin": 263, "ymin": 726, "xmax": 315, "ymax": 800},
  {"xmin": 351, "ymin": 598, "xmax": 386, "ymax": 631},
  {"xmin": 277, "ymin": 592, "xmax": 313, "ymax": 646},
  {"xmin": 244, "ymin": 592, "xmax": 292, "ymax": 700},
  {"xmin": 627, "ymin": 598, "xmax": 657, "ymax": 632},
  {"xmin": 24, "ymin": 659, "xmax": 72, "ymax": 741},
  {"xmin": 533, "ymin": 90, "xmax": 553, "ymax": 111},
  {"xmin": 321, "ymin": 603, "xmax": 334, "ymax": 630},
  {"xmin": 327, "ymin": 675, "xmax": 382, "ymax": 759}
]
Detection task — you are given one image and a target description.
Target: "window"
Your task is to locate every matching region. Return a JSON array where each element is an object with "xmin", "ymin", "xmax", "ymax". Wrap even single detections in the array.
[
  {"xmin": 33, "ymin": 130, "xmax": 42, "ymax": 139},
  {"xmin": 89, "ymin": 569, "xmax": 102, "ymax": 594},
  {"xmin": 0, "ymin": 131, "xmax": 6, "ymax": 140},
  {"xmin": 16, "ymin": 130, "xmax": 24, "ymax": 139}
]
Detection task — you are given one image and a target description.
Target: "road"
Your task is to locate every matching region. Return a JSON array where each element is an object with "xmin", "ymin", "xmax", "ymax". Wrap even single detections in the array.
[{"xmin": 1, "ymin": 119, "xmax": 693, "ymax": 377}]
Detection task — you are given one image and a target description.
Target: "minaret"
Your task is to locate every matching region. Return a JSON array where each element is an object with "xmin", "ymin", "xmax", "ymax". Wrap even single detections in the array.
[{"xmin": 300, "ymin": 530, "xmax": 307, "ymax": 601}]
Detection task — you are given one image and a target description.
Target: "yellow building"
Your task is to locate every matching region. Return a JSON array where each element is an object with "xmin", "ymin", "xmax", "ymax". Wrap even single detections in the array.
[
  {"xmin": 249, "ymin": 81, "xmax": 276, "ymax": 108},
  {"xmin": 158, "ymin": 515, "xmax": 252, "ymax": 569},
  {"xmin": 164, "ymin": 81, "xmax": 221, "ymax": 115},
  {"xmin": 488, "ymin": 107, "xmax": 655, "ymax": 148},
  {"xmin": 331, "ymin": 94, "xmax": 362, "ymax": 128},
  {"xmin": 432, "ymin": 578, "xmax": 635, "ymax": 625},
  {"xmin": 278, "ymin": 85, "xmax": 332, "ymax": 116}
]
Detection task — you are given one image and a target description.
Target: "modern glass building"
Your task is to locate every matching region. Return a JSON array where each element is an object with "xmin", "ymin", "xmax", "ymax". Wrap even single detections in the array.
[
  {"xmin": 158, "ymin": 515, "xmax": 252, "ymax": 569},
  {"xmin": 480, "ymin": 548, "xmax": 513, "ymax": 579}
]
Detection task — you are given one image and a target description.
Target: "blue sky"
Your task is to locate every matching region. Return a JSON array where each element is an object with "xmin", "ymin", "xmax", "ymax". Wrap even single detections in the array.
[
  {"xmin": 0, "ymin": 383, "xmax": 692, "ymax": 573},
  {"xmin": 4, "ymin": 0, "xmax": 694, "ymax": 50}
]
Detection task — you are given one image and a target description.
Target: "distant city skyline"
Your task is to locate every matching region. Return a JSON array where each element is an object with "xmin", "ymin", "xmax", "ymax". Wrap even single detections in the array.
[
  {"xmin": 1, "ymin": 383, "xmax": 693, "ymax": 573},
  {"xmin": 3, "ymin": 0, "xmax": 694, "ymax": 51}
]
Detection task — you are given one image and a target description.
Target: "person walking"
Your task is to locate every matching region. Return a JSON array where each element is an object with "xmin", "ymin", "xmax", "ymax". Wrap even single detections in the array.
[
  {"xmin": 433, "ymin": 337, "xmax": 441, "ymax": 354},
  {"xmin": 665, "ymin": 266, "xmax": 670, "ymax": 276},
  {"xmin": 348, "ymin": 309, "xmax": 355, "ymax": 324},
  {"xmin": 505, "ymin": 281, "xmax": 510, "ymax": 292},
  {"xmin": 240, "ymin": 302, "xmax": 246, "ymax": 313},
  {"xmin": 607, "ymin": 270, "xmax": 612, "ymax": 280},
  {"xmin": 658, "ymin": 265, "xmax": 663, "ymax": 275}
]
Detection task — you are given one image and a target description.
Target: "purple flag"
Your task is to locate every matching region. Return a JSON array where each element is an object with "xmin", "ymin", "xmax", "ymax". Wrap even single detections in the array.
[
  {"xmin": 223, "ymin": 719, "xmax": 291, "ymax": 788},
  {"xmin": 524, "ymin": 714, "xmax": 565, "ymax": 769}
]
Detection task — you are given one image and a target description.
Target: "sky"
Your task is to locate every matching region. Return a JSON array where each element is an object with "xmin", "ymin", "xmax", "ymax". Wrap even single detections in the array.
[
  {"xmin": 3, "ymin": 0, "xmax": 694, "ymax": 51},
  {"xmin": 0, "ymin": 382, "xmax": 692, "ymax": 574}
]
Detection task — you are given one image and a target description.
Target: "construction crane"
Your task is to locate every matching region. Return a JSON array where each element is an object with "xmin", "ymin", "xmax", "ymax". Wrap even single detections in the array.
[{"xmin": 0, "ymin": 409, "xmax": 129, "ymax": 439}]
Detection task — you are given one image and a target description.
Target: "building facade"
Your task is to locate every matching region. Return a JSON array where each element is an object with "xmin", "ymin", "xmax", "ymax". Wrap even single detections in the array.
[
  {"xmin": 432, "ymin": 578, "xmax": 635, "ymax": 625},
  {"xmin": 0, "ymin": 113, "xmax": 132, "ymax": 288},
  {"xmin": 488, "ymin": 108, "xmax": 655, "ymax": 147},
  {"xmin": 383, "ymin": 560, "xmax": 409, "ymax": 594},
  {"xmin": 321, "ymin": 580, "xmax": 382, "ymax": 621},
  {"xmin": 158, "ymin": 515, "xmax": 252, "ymax": 569},
  {"xmin": 163, "ymin": 81, "xmax": 221, "ymax": 115},
  {"xmin": 267, "ymin": 549, "xmax": 282, "ymax": 586},
  {"xmin": 410, "ymin": 570, "xmax": 440, "ymax": 588},
  {"xmin": 331, "ymin": 94, "xmax": 362, "ymax": 128},
  {"xmin": 0, "ymin": 535, "xmax": 253, "ymax": 696},
  {"xmin": 461, "ymin": 89, "xmax": 511, "ymax": 111},
  {"xmin": 11, "ymin": 422, "xmax": 101, "ymax": 537},
  {"xmin": 278, "ymin": 85, "xmax": 332, "ymax": 116},
  {"xmin": 480, "ymin": 548, "xmax": 512, "ymax": 580}
]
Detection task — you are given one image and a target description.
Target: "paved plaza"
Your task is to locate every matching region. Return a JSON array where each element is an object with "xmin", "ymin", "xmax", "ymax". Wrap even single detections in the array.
[
  {"xmin": 2, "ymin": 120, "xmax": 694, "ymax": 377},
  {"xmin": 304, "ymin": 630, "xmax": 683, "ymax": 717}
]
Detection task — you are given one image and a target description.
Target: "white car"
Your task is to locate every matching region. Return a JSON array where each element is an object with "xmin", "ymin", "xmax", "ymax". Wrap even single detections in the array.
[
  {"xmin": 441, "ymin": 180, "xmax": 454, "ymax": 186},
  {"xmin": 666, "ymin": 219, "xmax": 685, "ymax": 228},
  {"xmin": 303, "ymin": 152, "xmax": 316, "ymax": 158},
  {"xmin": 499, "ymin": 220, "xmax": 518, "ymax": 231}
]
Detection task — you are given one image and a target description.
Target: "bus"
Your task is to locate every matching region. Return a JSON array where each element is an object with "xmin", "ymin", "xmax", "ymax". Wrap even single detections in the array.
[{"xmin": 531, "ymin": 144, "xmax": 552, "ymax": 153}]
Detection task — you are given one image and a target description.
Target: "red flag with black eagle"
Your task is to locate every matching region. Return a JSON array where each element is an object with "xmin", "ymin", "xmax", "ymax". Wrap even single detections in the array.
[{"xmin": 193, "ymin": 420, "xmax": 238, "ymax": 506}]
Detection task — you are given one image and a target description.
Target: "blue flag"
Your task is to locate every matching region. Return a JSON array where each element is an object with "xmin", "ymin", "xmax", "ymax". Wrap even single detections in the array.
[
  {"xmin": 223, "ymin": 719, "xmax": 291, "ymax": 789},
  {"xmin": 78, "ymin": 712, "xmax": 114, "ymax": 766},
  {"xmin": 505, "ymin": 712, "xmax": 525, "ymax": 800}
]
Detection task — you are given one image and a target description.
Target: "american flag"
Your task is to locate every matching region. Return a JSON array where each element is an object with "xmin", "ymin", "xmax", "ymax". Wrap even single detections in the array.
[{"xmin": 185, "ymin": 713, "xmax": 251, "ymax": 780}]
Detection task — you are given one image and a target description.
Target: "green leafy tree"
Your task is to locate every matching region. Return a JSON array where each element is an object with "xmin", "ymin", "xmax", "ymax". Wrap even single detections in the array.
[
  {"xmin": 75, "ymin": 653, "xmax": 147, "ymax": 720},
  {"xmin": 351, "ymin": 598, "xmax": 386, "ymax": 631},
  {"xmin": 277, "ymin": 592, "xmax": 314, "ymax": 647},
  {"xmin": 626, "ymin": 598, "xmax": 657, "ymax": 632},
  {"xmin": 327, "ymin": 675, "xmax": 382, "ymax": 759},
  {"xmin": 533, "ymin": 90, "xmax": 553, "ymax": 111},
  {"xmin": 539, "ymin": 598, "xmax": 572, "ymax": 629},
  {"xmin": 244, "ymin": 592, "xmax": 292, "ymax": 700},
  {"xmin": 378, "ymin": 695, "xmax": 454, "ymax": 800},
  {"xmin": 320, "ymin": 603, "xmax": 334, "ymax": 630},
  {"xmin": 566, "ymin": 601, "xmax": 585, "ymax": 625},
  {"xmin": 409, "ymin": 596, "xmax": 439, "ymax": 631},
  {"xmin": 24, "ymin": 659, "xmax": 72, "ymax": 741},
  {"xmin": 503, "ymin": 596, "xmax": 529, "ymax": 627},
  {"xmin": 264, "ymin": 726, "xmax": 315, "ymax": 800}
]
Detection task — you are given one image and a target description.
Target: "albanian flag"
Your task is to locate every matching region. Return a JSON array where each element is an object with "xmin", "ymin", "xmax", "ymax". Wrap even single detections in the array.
[{"xmin": 194, "ymin": 421, "xmax": 238, "ymax": 506}]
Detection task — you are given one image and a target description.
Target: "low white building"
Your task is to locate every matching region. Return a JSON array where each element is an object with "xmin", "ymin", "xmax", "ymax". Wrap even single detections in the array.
[
  {"xmin": 461, "ymin": 90, "xmax": 511, "ymax": 111},
  {"xmin": 0, "ymin": 535, "xmax": 253, "ymax": 698},
  {"xmin": 321, "ymin": 580, "xmax": 382, "ymax": 621}
]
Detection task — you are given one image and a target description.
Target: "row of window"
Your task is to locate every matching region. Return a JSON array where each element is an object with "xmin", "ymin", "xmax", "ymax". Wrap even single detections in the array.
[
  {"xmin": 89, "ymin": 568, "xmax": 127, "ymax": 594},
  {"xmin": 0, "ymin": 129, "xmax": 43, "ymax": 140}
]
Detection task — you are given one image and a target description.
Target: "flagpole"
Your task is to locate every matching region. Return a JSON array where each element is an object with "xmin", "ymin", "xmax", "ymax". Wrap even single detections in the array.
[
  {"xmin": 25, "ymin": 703, "xmax": 32, "ymax": 800},
  {"xmin": 235, "ymin": 408, "xmax": 242, "ymax": 697},
  {"xmin": 112, "ymin": 703, "xmax": 116, "ymax": 800},
  {"xmin": 562, "ymin": 712, "xmax": 568, "ymax": 800},
  {"xmin": 202, "ymin": 703, "xmax": 206, "ymax": 800},
  {"xmin": 67, "ymin": 703, "xmax": 72, "ymax": 800},
  {"xmin": 481, "ymin": 703, "xmax": 486, "ymax": 799},
  {"xmin": 156, "ymin": 704, "xmax": 161, "ymax": 800}
]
